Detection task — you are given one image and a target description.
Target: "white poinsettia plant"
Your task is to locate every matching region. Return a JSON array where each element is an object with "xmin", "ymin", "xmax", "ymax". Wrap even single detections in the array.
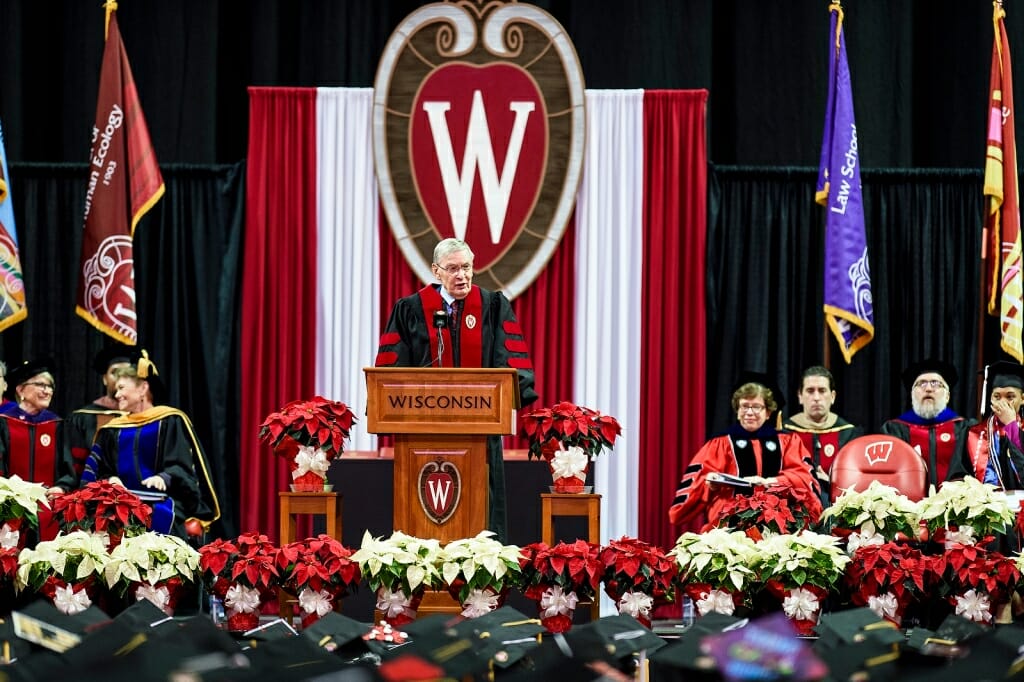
[
  {"xmin": 668, "ymin": 528, "xmax": 758, "ymax": 592},
  {"xmin": 752, "ymin": 530, "xmax": 851, "ymax": 591},
  {"xmin": 819, "ymin": 480, "xmax": 921, "ymax": 546},
  {"xmin": 0, "ymin": 475, "xmax": 49, "ymax": 537},
  {"xmin": 439, "ymin": 531, "xmax": 524, "ymax": 603},
  {"xmin": 917, "ymin": 477, "xmax": 1016, "ymax": 543},
  {"xmin": 15, "ymin": 530, "xmax": 110, "ymax": 593},
  {"xmin": 103, "ymin": 532, "xmax": 202, "ymax": 594},
  {"xmin": 350, "ymin": 530, "xmax": 443, "ymax": 595}
]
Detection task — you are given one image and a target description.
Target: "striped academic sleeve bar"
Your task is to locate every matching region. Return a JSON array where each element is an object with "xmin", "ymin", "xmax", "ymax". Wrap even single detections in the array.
[
  {"xmin": 505, "ymin": 339, "xmax": 529, "ymax": 353},
  {"xmin": 378, "ymin": 332, "xmax": 401, "ymax": 346},
  {"xmin": 375, "ymin": 351, "xmax": 398, "ymax": 366},
  {"xmin": 502, "ymin": 320, "xmax": 524, "ymax": 335}
]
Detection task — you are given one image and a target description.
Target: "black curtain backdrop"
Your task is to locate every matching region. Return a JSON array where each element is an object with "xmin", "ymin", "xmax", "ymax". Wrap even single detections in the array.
[
  {"xmin": 1, "ymin": 163, "xmax": 244, "ymax": 537},
  {"xmin": 0, "ymin": 1, "xmax": 1017, "ymax": 168},
  {"xmin": 0, "ymin": 1, "xmax": 1017, "ymax": 539},
  {"xmin": 707, "ymin": 166, "xmax": 998, "ymax": 436}
]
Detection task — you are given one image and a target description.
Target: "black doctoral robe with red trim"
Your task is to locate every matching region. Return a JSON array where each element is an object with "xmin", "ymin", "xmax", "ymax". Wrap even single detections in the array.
[
  {"xmin": 375, "ymin": 284, "xmax": 538, "ymax": 541},
  {"xmin": 880, "ymin": 409, "xmax": 975, "ymax": 487}
]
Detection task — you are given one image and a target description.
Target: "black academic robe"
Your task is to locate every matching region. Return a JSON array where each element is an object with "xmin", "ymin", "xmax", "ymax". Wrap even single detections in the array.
[
  {"xmin": 375, "ymin": 284, "xmax": 538, "ymax": 542},
  {"xmin": 880, "ymin": 409, "xmax": 975, "ymax": 487},
  {"xmin": 63, "ymin": 402, "xmax": 126, "ymax": 483},
  {"xmin": 781, "ymin": 415, "xmax": 862, "ymax": 504},
  {"xmin": 81, "ymin": 407, "xmax": 219, "ymax": 537}
]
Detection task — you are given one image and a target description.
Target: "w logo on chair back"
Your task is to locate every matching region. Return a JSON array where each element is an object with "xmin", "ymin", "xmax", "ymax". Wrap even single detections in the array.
[
  {"xmin": 830, "ymin": 435, "xmax": 928, "ymax": 502},
  {"xmin": 863, "ymin": 441, "xmax": 894, "ymax": 466}
]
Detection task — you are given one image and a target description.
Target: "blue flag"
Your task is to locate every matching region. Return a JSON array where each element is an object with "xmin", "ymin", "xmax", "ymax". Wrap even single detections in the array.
[
  {"xmin": 815, "ymin": 4, "xmax": 873, "ymax": 363},
  {"xmin": 0, "ymin": 119, "xmax": 27, "ymax": 332}
]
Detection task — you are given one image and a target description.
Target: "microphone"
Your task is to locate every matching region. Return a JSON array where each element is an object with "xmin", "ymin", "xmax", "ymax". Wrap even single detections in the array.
[{"xmin": 433, "ymin": 310, "xmax": 447, "ymax": 367}]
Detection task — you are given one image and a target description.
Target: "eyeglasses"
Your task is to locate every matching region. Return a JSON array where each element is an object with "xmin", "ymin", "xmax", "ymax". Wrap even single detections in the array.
[
  {"xmin": 738, "ymin": 404, "xmax": 766, "ymax": 414},
  {"xmin": 914, "ymin": 379, "xmax": 946, "ymax": 390},
  {"xmin": 24, "ymin": 381, "xmax": 54, "ymax": 391},
  {"xmin": 437, "ymin": 263, "xmax": 472, "ymax": 276}
]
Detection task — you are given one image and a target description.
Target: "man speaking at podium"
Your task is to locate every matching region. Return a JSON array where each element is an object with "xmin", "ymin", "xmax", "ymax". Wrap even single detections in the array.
[{"xmin": 375, "ymin": 238, "xmax": 538, "ymax": 541}]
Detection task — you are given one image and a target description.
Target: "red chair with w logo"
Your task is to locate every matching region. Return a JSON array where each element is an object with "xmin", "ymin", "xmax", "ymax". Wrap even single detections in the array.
[{"xmin": 828, "ymin": 435, "xmax": 929, "ymax": 502}]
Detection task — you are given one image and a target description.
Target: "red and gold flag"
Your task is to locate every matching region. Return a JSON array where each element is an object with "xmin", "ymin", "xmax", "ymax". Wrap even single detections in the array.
[
  {"xmin": 984, "ymin": 2, "xmax": 1022, "ymax": 361},
  {"xmin": 75, "ymin": 3, "xmax": 163, "ymax": 345}
]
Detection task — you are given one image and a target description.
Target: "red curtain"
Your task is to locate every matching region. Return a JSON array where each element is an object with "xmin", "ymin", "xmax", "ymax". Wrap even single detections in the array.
[
  {"xmin": 506, "ymin": 216, "xmax": 576, "ymax": 447},
  {"xmin": 240, "ymin": 87, "xmax": 319, "ymax": 540},
  {"xmin": 639, "ymin": 90, "xmax": 709, "ymax": 551}
]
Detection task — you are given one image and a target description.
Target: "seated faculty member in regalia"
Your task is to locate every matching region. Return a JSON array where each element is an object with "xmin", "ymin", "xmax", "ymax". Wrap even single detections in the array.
[
  {"xmin": 782, "ymin": 365, "xmax": 862, "ymax": 504},
  {"xmin": 668, "ymin": 375, "xmax": 821, "ymax": 531},
  {"xmin": 880, "ymin": 358, "xmax": 975, "ymax": 488},
  {"xmin": 80, "ymin": 351, "xmax": 219, "ymax": 538}
]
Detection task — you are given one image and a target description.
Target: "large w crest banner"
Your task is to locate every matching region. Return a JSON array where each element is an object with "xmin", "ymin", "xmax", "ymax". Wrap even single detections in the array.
[
  {"xmin": 984, "ymin": 2, "xmax": 1023, "ymax": 361},
  {"xmin": 373, "ymin": 0, "xmax": 585, "ymax": 299},
  {"xmin": 76, "ymin": 4, "xmax": 164, "ymax": 345},
  {"xmin": 815, "ymin": 2, "xmax": 873, "ymax": 363},
  {"xmin": 0, "ymin": 119, "xmax": 27, "ymax": 332}
]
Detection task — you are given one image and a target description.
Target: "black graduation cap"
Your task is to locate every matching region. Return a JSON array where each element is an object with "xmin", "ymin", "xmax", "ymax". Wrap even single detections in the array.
[
  {"xmin": 647, "ymin": 636, "xmax": 720, "ymax": 679},
  {"xmin": 813, "ymin": 608, "xmax": 903, "ymax": 680},
  {"xmin": 238, "ymin": 617, "xmax": 298, "ymax": 643},
  {"xmin": 900, "ymin": 624, "xmax": 1024, "ymax": 682},
  {"xmin": 231, "ymin": 635, "xmax": 350, "ymax": 680},
  {"xmin": 445, "ymin": 606, "xmax": 543, "ymax": 669},
  {"xmin": 113, "ymin": 597, "xmax": 176, "ymax": 631},
  {"xmin": 92, "ymin": 344, "xmax": 136, "ymax": 375},
  {"xmin": 985, "ymin": 360, "xmax": 1024, "ymax": 390},
  {"xmin": 6, "ymin": 357, "xmax": 55, "ymax": 390},
  {"xmin": 373, "ymin": 617, "xmax": 488, "ymax": 681},
  {"xmin": 10, "ymin": 599, "xmax": 111, "ymax": 653},
  {"xmin": 497, "ymin": 633, "xmax": 612, "ymax": 682},
  {"xmin": 0, "ymin": 615, "xmax": 35, "ymax": 665},
  {"xmin": 300, "ymin": 611, "xmax": 371, "ymax": 654},
  {"xmin": 814, "ymin": 607, "xmax": 903, "ymax": 648},
  {"xmin": 563, "ymin": 614, "xmax": 665, "ymax": 660},
  {"xmin": 901, "ymin": 358, "xmax": 958, "ymax": 391},
  {"xmin": 733, "ymin": 370, "xmax": 786, "ymax": 412}
]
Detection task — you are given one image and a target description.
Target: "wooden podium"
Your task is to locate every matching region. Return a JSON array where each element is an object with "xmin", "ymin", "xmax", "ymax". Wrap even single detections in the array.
[{"xmin": 364, "ymin": 367, "xmax": 519, "ymax": 543}]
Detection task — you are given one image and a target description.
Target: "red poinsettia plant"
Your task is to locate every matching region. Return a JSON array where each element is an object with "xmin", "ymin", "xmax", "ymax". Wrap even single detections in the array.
[
  {"xmin": 198, "ymin": 532, "xmax": 282, "ymax": 597},
  {"xmin": 520, "ymin": 401, "xmax": 621, "ymax": 460},
  {"xmin": 598, "ymin": 536, "xmax": 677, "ymax": 601},
  {"xmin": 278, "ymin": 534, "xmax": 361, "ymax": 597},
  {"xmin": 937, "ymin": 543, "xmax": 1021, "ymax": 606},
  {"xmin": 0, "ymin": 547, "xmax": 18, "ymax": 590},
  {"xmin": 713, "ymin": 483, "xmax": 820, "ymax": 540},
  {"xmin": 844, "ymin": 541, "xmax": 940, "ymax": 624},
  {"xmin": 50, "ymin": 481, "xmax": 152, "ymax": 540},
  {"xmin": 277, "ymin": 534, "xmax": 361, "ymax": 627},
  {"xmin": 259, "ymin": 396, "xmax": 357, "ymax": 458},
  {"xmin": 519, "ymin": 540, "xmax": 602, "ymax": 633},
  {"xmin": 598, "ymin": 536, "xmax": 677, "ymax": 628}
]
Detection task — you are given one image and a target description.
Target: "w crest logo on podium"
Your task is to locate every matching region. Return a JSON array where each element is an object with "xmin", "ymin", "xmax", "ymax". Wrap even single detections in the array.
[{"xmin": 418, "ymin": 459, "xmax": 462, "ymax": 524}]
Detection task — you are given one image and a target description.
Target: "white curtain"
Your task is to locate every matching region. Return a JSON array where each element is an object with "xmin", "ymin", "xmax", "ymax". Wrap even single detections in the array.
[
  {"xmin": 574, "ymin": 90, "xmax": 645, "ymax": 546},
  {"xmin": 315, "ymin": 87, "xmax": 379, "ymax": 451}
]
